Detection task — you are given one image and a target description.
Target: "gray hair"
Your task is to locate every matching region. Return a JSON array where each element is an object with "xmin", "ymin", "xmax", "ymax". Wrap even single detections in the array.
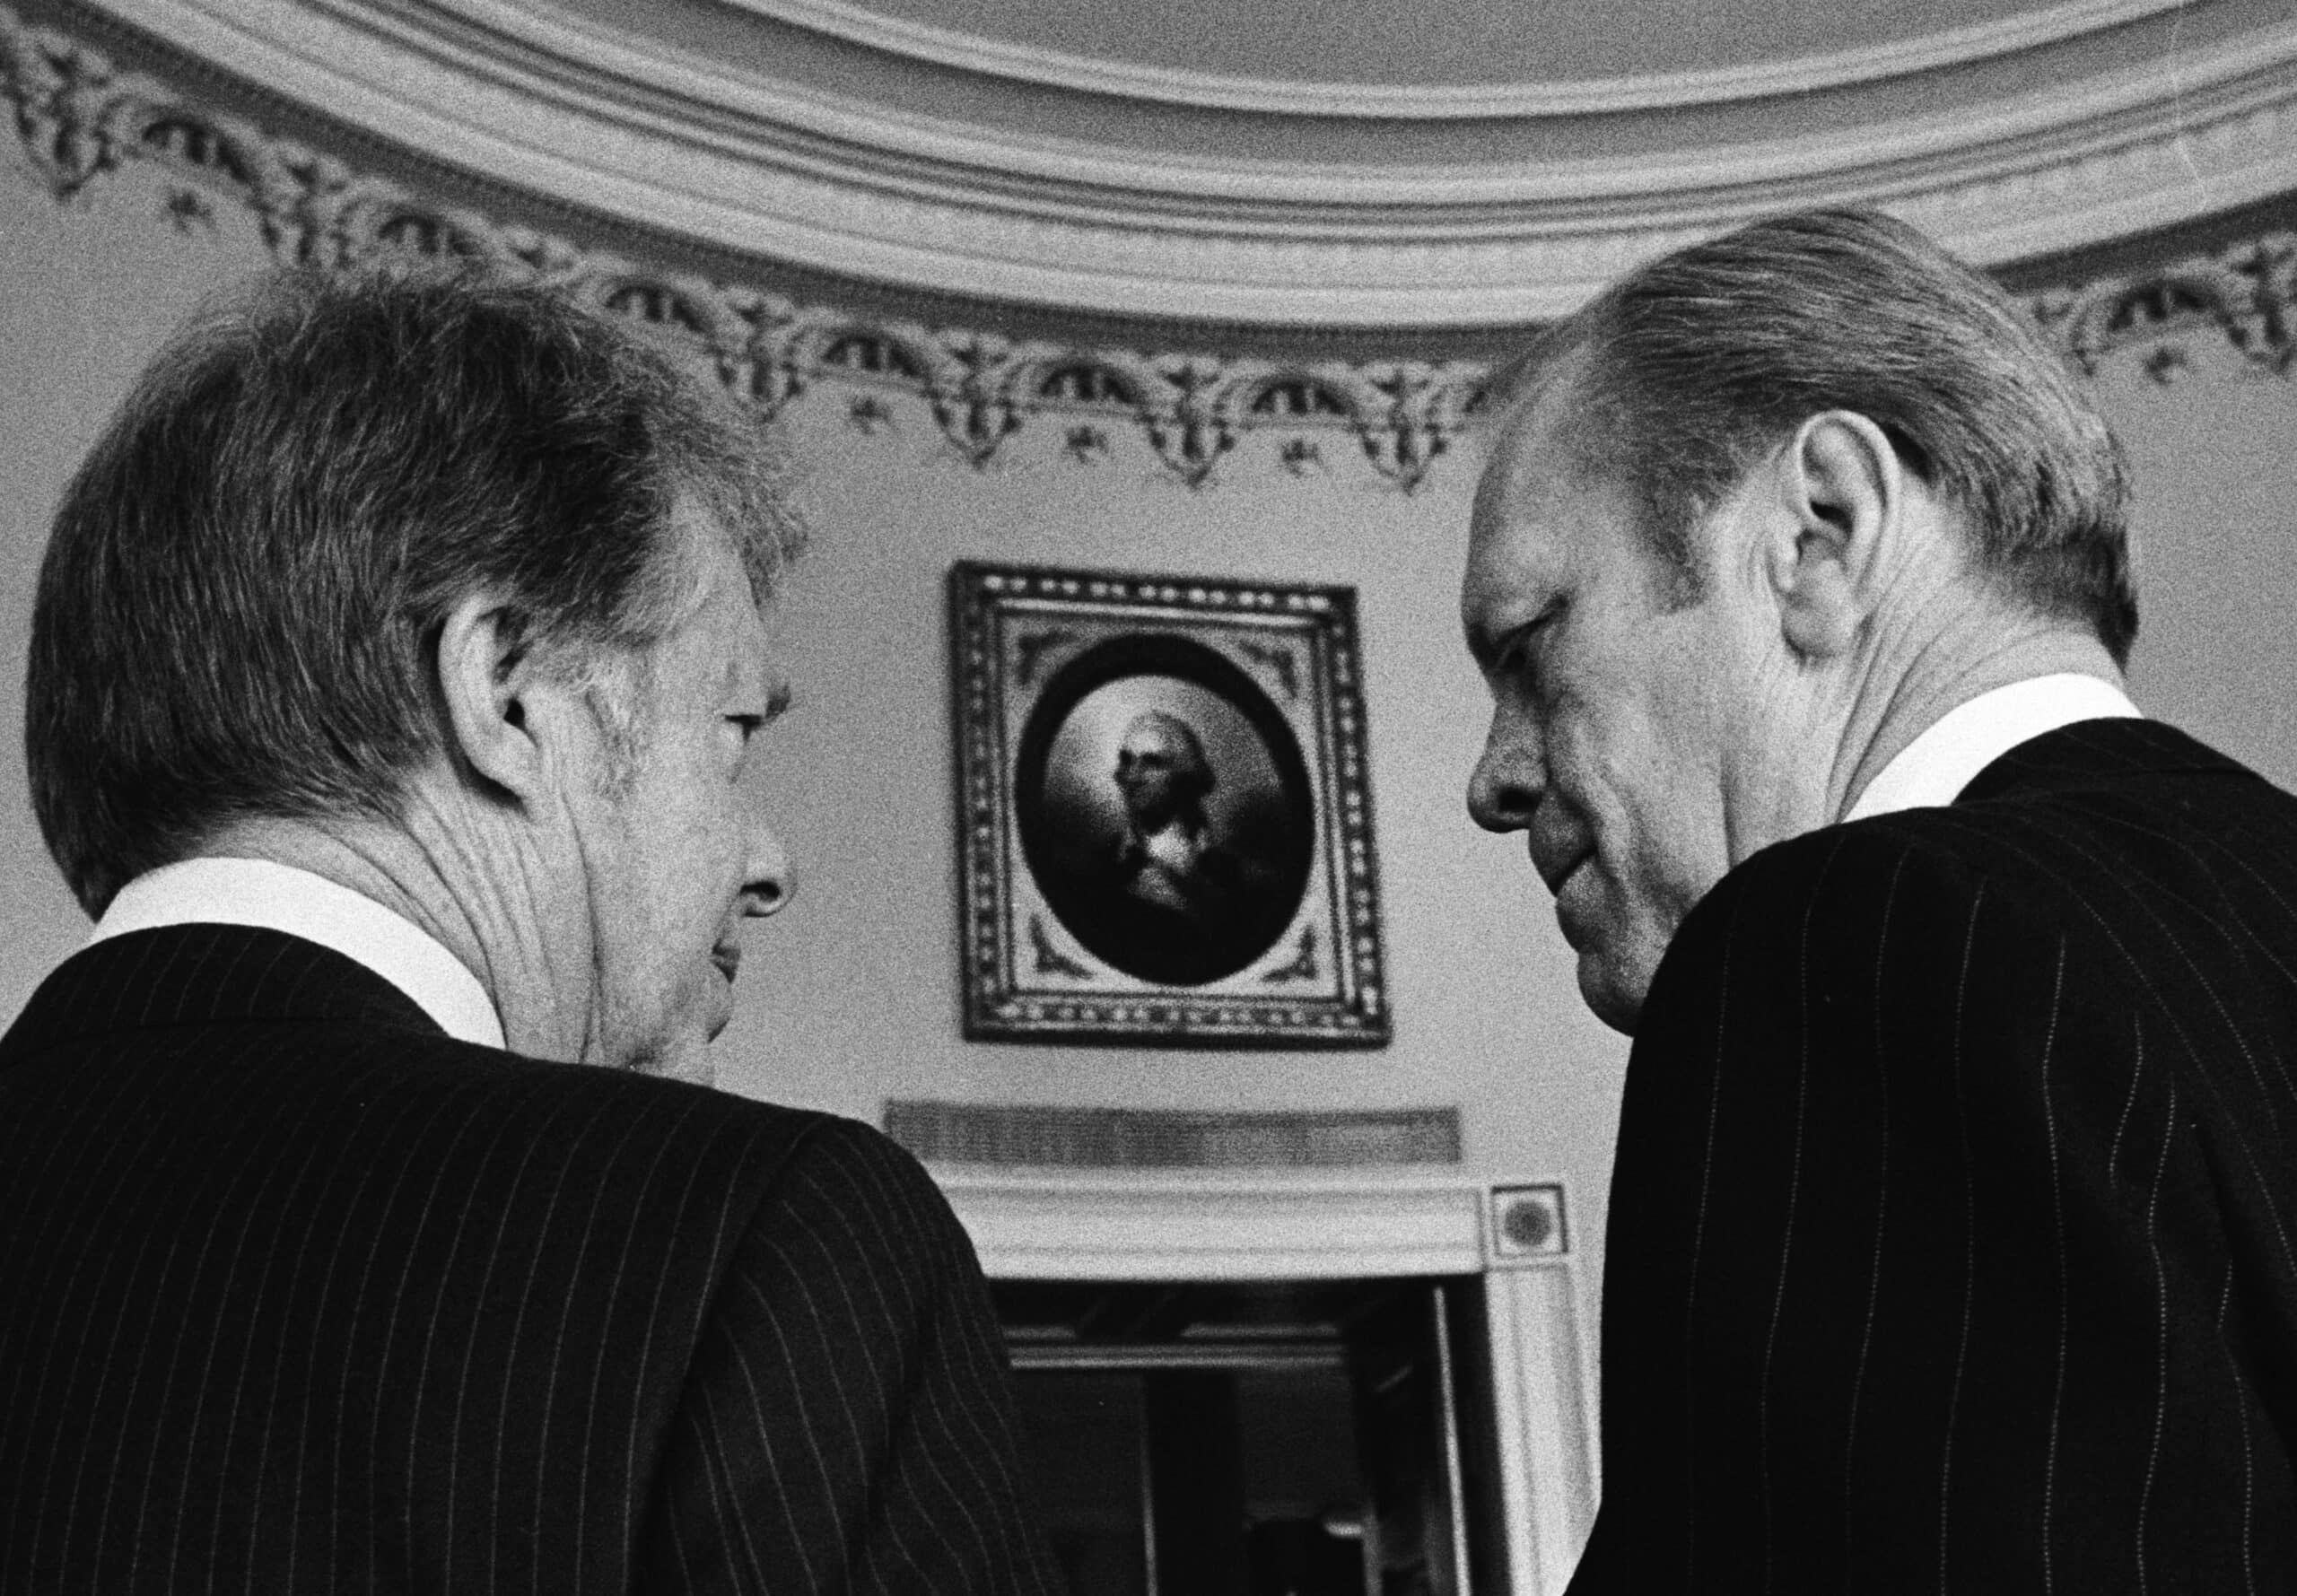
[
  {"xmin": 1495, "ymin": 208, "xmax": 2137, "ymax": 661},
  {"xmin": 29, "ymin": 266, "xmax": 805, "ymax": 915}
]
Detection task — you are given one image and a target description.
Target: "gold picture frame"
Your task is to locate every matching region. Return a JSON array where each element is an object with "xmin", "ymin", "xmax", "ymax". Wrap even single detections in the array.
[{"xmin": 950, "ymin": 562, "xmax": 1390, "ymax": 1047}]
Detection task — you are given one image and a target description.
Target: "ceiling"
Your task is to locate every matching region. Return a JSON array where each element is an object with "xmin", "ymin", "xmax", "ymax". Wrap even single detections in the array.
[
  {"xmin": 46, "ymin": 0, "xmax": 2297, "ymax": 328},
  {"xmin": 717, "ymin": 0, "xmax": 2136, "ymax": 99}
]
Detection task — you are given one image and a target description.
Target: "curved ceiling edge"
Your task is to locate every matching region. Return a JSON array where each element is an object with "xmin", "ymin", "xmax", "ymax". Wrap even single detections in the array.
[
  {"xmin": 72, "ymin": 0, "xmax": 2297, "ymax": 325},
  {"xmin": 4, "ymin": 0, "xmax": 2290, "ymax": 500},
  {"xmin": 729, "ymin": 0, "xmax": 2185, "ymax": 119},
  {"xmin": 253, "ymin": 0, "xmax": 2297, "ymax": 209}
]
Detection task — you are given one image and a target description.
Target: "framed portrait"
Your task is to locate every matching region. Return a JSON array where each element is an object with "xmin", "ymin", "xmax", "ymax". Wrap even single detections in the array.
[{"xmin": 950, "ymin": 562, "xmax": 1390, "ymax": 1047}]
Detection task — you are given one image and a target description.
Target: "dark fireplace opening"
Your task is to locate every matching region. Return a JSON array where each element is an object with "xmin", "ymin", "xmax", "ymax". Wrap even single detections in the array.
[{"xmin": 995, "ymin": 1277, "xmax": 1504, "ymax": 1596}]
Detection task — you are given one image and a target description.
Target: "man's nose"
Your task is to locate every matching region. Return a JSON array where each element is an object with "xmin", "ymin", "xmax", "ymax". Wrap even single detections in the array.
[
  {"xmin": 742, "ymin": 825, "xmax": 796, "ymax": 919},
  {"xmin": 1467, "ymin": 711, "xmax": 1543, "ymax": 834}
]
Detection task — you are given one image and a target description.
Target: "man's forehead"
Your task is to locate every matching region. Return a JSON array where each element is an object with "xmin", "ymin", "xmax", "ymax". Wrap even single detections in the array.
[
  {"xmin": 663, "ymin": 584, "xmax": 784, "ymax": 723},
  {"xmin": 729, "ymin": 620, "xmax": 795, "ymax": 716},
  {"xmin": 1472, "ymin": 353, "xmax": 1601, "ymax": 529},
  {"xmin": 1462, "ymin": 362, "xmax": 1622, "ymax": 659},
  {"xmin": 677, "ymin": 516, "xmax": 781, "ymax": 680},
  {"xmin": 1469, "ymin": 396, "xmax": 1581, "ymax": 569}
]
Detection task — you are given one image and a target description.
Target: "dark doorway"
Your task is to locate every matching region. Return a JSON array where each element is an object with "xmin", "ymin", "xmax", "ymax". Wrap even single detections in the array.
[{"xmin": 996, "ymin": 1278, "xmax": 1500, "ymax": 1596}]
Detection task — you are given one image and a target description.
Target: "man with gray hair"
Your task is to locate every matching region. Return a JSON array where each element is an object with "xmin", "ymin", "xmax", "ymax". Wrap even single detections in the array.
[
  {"xmin": 1113, "ymin": 711, "xmax": 1220, "ymax": 905},
  {"xmin": 1463, "ymin": 209, "xmax": 2297, "ymax": 1590},
  {"xmin": 0, "ymin": 270, "xmax": 1055, "ymax": 1592}
]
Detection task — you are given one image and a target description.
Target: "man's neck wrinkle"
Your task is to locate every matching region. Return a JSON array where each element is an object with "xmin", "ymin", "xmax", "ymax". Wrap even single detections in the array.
[
  {"xmin": 195, "ymin": 816, "xmax": 483, "ymax": 980},
  {"xmin": 1838, "ymin": 610, "xmax": 2122, "ymax": 823},
  {"xmin": 396, "ymin": 781, "xmax": 595, "ymax": 1066}
]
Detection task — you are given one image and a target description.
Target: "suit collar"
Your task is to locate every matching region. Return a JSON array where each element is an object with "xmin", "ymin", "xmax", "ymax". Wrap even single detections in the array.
[
  {"xmin": 91, "ymin": 859, "xmax": 502, "ymax": 1048},
  {"xmin": 1957, "ymin": 717, "xmax": 2253, "ymax": 806},
  {"xmin": 1, "ymin": 923, "xmax": 444, "ymax": 1062},
  {"xmin": 1845, "ymin": 676, "xmax": 2140, "ymax": 823}
]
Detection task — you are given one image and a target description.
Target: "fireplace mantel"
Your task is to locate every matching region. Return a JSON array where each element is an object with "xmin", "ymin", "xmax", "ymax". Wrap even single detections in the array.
[{"xmin": 940, "ymin": 1168, "xmax": 1597, "ymax": 1595}]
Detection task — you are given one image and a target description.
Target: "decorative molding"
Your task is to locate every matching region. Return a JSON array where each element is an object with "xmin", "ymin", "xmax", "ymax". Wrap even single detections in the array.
[
  {"xmin": 1484, "ymin": 1268, "xmax": 1599, "ymax": 1593},
  {"xmin": 737, "ymin": 0, "xmax": 2188, "ymax": 119},
  {"xmin": 935, "ymin": 1169, "xmax": 1495, "ymax": 1279},
  {"xmin": 55, "ymin": 0, "xmax": 2297, "ymax": 324},
  {"xmin": 2035, "ymin": 226, "xmax": 2297, "ymax": 380},
  {"xmin": 1489, "ymin": 1182, "xmax": 1571, "ymax": 1261},
  {"xmin": 2, "ymin": 3, "xmax": 2291, "ymax": 493},
  {"xmin": 883, "ymin": 1102, "xmax": 1462, "ymax": 1167}
]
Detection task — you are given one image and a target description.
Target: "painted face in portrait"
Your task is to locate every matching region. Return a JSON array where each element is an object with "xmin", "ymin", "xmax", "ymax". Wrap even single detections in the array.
[
  {"xmin": 1462, "ymin": 363, "xmax": 1760, "ymax": 1034},
  {"xmin": 1114, "ymin": 711, "xmax": 1210, "ymax": 833},
  {"xmin": 557, "ymin": 513, "xmax": 795, "ymax": 1080}
]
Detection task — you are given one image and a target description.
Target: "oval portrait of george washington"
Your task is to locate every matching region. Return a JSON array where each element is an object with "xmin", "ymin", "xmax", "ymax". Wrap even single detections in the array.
[{"xmin": 1015, "ymin": 634, "xmax": 1314, "ymax": 986}]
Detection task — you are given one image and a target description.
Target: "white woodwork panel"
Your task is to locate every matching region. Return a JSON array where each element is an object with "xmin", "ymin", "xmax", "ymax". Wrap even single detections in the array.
[
  {"xmin": 940, "ymin": 1170, "xmax": 1488, "ymax": 1279},
  {"xmin": 939, "ymin": 1170, "xmax": 1601, "ymax": 1592}
]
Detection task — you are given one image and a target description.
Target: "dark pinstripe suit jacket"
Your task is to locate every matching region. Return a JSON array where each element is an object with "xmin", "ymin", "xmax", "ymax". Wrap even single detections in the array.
[
  {"xmin": 1570, "ymin": 719, "xmax": 2297, "ymax": 1594},
  {"xmin": 0, "ymin": 925, "xmax": 1058, "ymax": 1594}
]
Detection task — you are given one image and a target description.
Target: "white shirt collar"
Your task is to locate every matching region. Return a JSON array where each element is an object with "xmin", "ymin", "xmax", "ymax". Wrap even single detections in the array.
[
  {"xmin": 88, "ymin": 857, "xmax": 506, "ymax": 1049},
  {"xmin": 1843, "ymin": 673, "xmax": 2143, "ymax": 824}
]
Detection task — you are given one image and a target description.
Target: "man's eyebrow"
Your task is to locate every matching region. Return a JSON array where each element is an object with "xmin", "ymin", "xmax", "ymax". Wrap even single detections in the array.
[
  {"xmin": 1467, "ymin": 606, "xmax": 1554, "ymax": 675},
  {"xmin": 1463, "ymin": 609, "xmax": 1524, "ymax": 672},
  {"xmin": 1465, "ymin": 617, "xmax": 1504, "ymax": 672}
]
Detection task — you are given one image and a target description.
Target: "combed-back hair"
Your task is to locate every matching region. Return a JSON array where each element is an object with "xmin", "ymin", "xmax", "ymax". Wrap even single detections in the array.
[
  {"xmin": 1496, "ymin": 208, "xmax": 2137, "ymax": 662},
  {"xmin": 29, "ymin": 267, "xmax": 805, "ymax": 917}
]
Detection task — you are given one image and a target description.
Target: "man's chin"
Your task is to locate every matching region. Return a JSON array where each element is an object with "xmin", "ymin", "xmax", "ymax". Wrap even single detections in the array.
[
  {"xmin": 599, "ymin": 996, "xmax": 724, "ymax": 1084},
  {"xmin": 658, "ymin": 1049, "xmax": 719, "ymax": 1087},
  {"xmin": 634, "ymin": 1032, "xmax": 718, "ymax": 1086},
  {"xmin": 1577, "ymin": 955, "xmax": 1646, "ymax": 1037}
]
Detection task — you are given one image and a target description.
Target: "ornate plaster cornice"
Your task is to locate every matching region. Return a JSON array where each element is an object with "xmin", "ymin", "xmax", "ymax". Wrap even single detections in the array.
[
  {"xmin": 49, "ymin": 0, "xmax": 2297, "ymax": 325},
  {"xmin": 736, "ymin": 0, "xmax": 2187, "ymax": 119},
  {"xmin": 3, "ymin": 2, "xmax": 2292, "ymax": 494}
]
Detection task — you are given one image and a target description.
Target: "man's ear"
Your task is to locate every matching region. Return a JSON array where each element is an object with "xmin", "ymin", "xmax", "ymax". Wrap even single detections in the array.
[
  {"xmin": 1766, "ymin": 410, "xmax": 1902, "ymax": 661},
  {"xmin": 435, "ymin": 594, "xmax": 553, "ymax": 803}
]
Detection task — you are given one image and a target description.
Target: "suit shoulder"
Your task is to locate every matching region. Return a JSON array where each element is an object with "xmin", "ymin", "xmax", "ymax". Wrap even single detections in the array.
[
  {"xmin": 1654, "ymin": 780, "xmax": 2297, "ymax": 1076},
  {"xmin": 1649, "ymin": 812, "xmax": 2087, "ymax": 1047},
  {"xmin": 1676, "ymin": 780, "xmax": 2246, "ymax": 961},
  {"xmin": 1673, "ymin": 813, "xmax": 2001, "ymax": 960},
  {"xmin": 707, "ymin": 1112, "xmax": 996, "ymax": 1357},
  {"xmin": 464, "ymin": 1057, "xmax": 874, "ymax": 1189},
  {"xmin": 249, "ymin": 1032, "xmax": 865, "ymax": 1203},
  {"xmin": 740, "ymin": 1112, "xmax": 974, "ymax": 1258}
]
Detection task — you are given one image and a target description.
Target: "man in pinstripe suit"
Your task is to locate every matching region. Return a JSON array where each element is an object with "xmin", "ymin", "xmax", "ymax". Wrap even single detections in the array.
[
  {"xmin": 0, "ymin": 270, "xmax": 1057, "ymax": 1592},
  {"xmin": 1465, "ymin": 210, "xmax": 2297, "ymax": 1591}
]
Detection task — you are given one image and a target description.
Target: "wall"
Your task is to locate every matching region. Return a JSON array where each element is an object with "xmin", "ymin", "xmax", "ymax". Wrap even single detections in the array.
[{"xmin": 5, "ymin": 154, "xmax": 2296, "ymax": 1336}]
